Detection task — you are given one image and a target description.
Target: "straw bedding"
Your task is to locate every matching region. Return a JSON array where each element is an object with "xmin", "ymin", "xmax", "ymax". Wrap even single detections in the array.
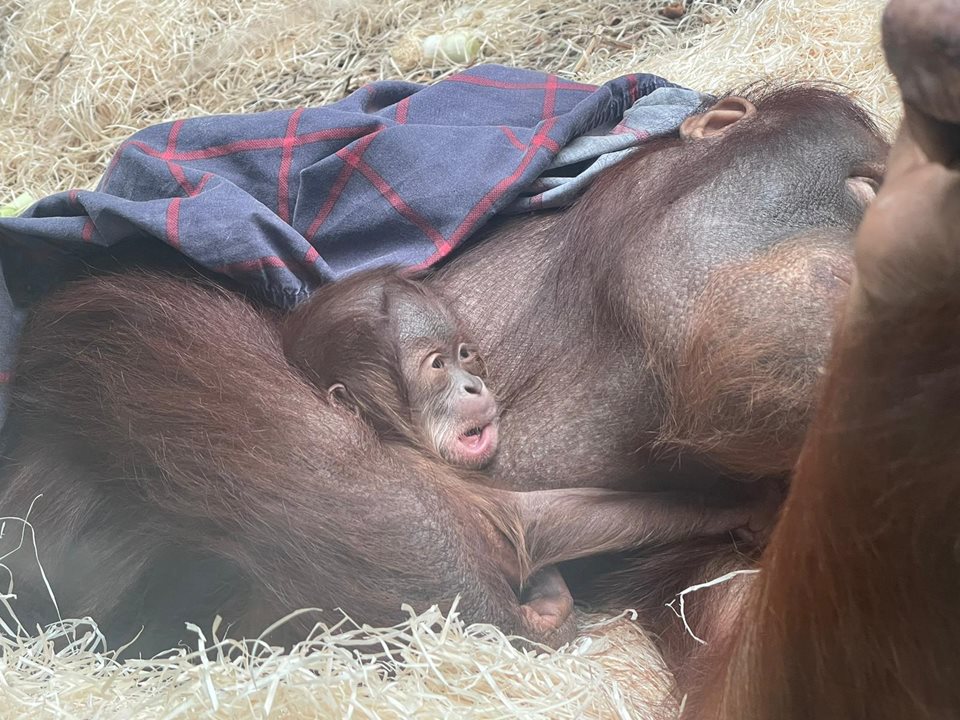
[{"xmin": 0, "ymin": 0, "xmax": 893, "ymax": 716}]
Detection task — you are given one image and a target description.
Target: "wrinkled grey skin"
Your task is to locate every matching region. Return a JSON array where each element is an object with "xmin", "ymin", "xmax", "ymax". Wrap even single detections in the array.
[{"xmin": 431, "ymin": 86, "xmax": 888, "ymax": 492}]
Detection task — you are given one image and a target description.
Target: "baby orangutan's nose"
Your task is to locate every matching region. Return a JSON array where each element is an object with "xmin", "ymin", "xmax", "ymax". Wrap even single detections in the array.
[
  {"xmin": 461, "ymin": 374, "xmax": 486, "ymax": 396},
  {"xmin": 460, "ymin": 382, "xmax": 497, "ymax": 420}
]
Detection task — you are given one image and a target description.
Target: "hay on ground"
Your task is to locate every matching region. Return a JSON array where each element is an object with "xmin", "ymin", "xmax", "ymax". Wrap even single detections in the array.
[{"xmin": 0, "ymin": 0, "xmax": 895, "ymax": 206}]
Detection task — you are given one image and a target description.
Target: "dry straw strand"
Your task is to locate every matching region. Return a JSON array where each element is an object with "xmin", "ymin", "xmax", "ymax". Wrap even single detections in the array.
[{"xmin": 1, "ymin": 0, "xmax": 896, "ymax": 206}]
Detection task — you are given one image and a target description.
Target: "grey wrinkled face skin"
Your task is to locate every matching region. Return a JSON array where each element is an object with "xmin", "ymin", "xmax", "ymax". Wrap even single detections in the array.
[
  {"xmin": 433, "ymin": 86, "xmax": 893, "ymax": 487},
  {"xmin": 620, "ymin": 90, "xmax": 891, "ymax": 474},
  {"xmin": 390, "ymin": 292, "xmax": 500, "ymax": 469},
  {"xmin": 620, "ymin": 90, "xmax": 887, "ymax": 347}
]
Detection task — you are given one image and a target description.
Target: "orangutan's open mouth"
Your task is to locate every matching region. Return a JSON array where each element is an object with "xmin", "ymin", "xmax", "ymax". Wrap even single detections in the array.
[{"xmin": 456, "ymin": 422, "xmax": 498, "ymax": 461}]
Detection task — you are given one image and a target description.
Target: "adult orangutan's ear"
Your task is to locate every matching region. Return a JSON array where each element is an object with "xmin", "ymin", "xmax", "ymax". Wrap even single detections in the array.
[
  {"xmin": 327, "ymin": 382, "xmax": 350, "ymax": 404},
  {"xmin": 680, "ymin": 97, "xmax": 757, "ymax": 140}
]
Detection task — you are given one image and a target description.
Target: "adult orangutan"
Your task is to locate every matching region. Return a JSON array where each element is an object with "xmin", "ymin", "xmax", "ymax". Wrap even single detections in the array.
[{"xmin": 2, "ymin": 0, "xmax": 960, "ymax": 716}]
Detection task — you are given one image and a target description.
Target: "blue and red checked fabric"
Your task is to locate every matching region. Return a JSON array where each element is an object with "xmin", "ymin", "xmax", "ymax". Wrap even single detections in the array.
[{"xmin": 0, "ymin": 64, "xmax": 706, "ymax": 429}]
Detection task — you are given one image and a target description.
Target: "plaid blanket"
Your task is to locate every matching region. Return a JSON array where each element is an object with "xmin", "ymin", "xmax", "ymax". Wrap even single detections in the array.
[{"xmin": 0, "ymin": 64, "xmax": 706, "ymax": 428}]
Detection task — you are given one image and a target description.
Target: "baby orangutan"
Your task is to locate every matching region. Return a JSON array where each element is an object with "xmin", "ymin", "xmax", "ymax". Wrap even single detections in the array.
[{"xmin": 282, "ymin": 266, "xmax": 500, "ymax": 469}]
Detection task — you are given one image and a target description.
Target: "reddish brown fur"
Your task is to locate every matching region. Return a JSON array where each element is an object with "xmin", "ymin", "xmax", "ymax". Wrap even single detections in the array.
[
  {"xmin": 1, "ymin": 271, "xmax": 541, "ymax": 654},
  {"xmin": 696, "ymin": 105, "xmax": 960, "ymax": 718},
  {"xmin": 420, "ymin": 85, "xmax": 885, "ymax": 704},
  {"xmin": 652, "ymin": 239, "xmax": 851, "ymax": 477},
  {"xmin": 687, "ymin": 294, "xmax": 960, "ymax": 718},
  {"xmin": 0, "ymin": 269, "xmax": 771, "ymax": 656},
  {"xmin": 279, "ymin": 267, "xmax": 774, "ymax": 580},
  {"xmin": 280, "ymin": 267, "xmax": 436, "ymax": 444}
]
